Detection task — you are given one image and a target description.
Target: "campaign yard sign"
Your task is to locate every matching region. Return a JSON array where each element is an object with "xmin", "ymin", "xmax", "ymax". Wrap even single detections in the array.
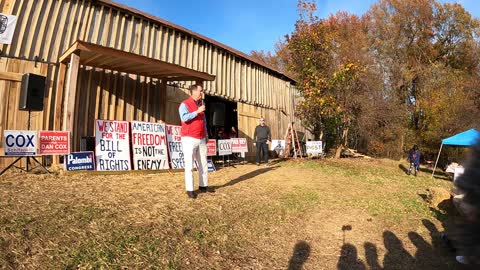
[
  {"xmin": 270, "ymin": 140, "xmax": 285, "ymax": 151},
  {"xmin": 306, "ymin": 141, "xmax": 323, "ymax": 155},
  {"xmin": 218, "ymin": 139, "xmax": 232, "ymax": 156},
  {"xmin": 231, "ymin": 138, "xmax": 248, "ymax": 153},
  {"xmin": 95, "ymin": 120, "xmax": 131, "ymax": 171},
  {"xmin": 207, "ymin": 160, "xmax": 216, "ymax": 172},
  {"xmin": 0, "ymin": 14, "xmax": 18, "ymax": 44},
  {"xmin": 39, "ymin": 131, "xmax": 70, "ymax": 155},
  {"xmin": 194, "ymin": 159, "xmax": 216, "ymax": 172},
  {"xmin": 131, "ymin": 121, "xmax": 169, "ymax": 170},
  {"xmin": 3, "ymin": 130, "xmax": 37, "ymax": 156},
  {"xmin": 207, "ymin": 139, "xmax": 217, "ymax": 156},
  {"xmin": 65, "ymin": 152, "xmax": 95, "ymax": 171},
  {"xmin": 166, "ymin": 125, "xmax": 184, "ymax": 169}
]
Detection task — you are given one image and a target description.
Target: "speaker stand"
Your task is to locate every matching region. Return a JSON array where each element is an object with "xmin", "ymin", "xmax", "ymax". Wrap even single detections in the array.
[{"xmin": 0, "ymin": 110, "xmax": 50, "ymax": 176}]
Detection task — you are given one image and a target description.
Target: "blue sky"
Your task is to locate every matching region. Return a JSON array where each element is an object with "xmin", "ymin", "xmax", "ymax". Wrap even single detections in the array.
[{"xmin": 115, "ymin": 0, "xmax": 480, "ymax": 55}]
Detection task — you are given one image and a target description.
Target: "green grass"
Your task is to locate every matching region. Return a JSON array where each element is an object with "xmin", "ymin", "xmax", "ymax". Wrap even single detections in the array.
[{"xmin": 0, "ymin": 158, "xmax": 455, "ymax": 269}]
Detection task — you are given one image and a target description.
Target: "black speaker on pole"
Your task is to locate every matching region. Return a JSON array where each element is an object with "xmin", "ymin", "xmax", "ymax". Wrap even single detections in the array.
[
  {"xmin": 212, "ymin": 102, "xmax": 225, "ymax": 126},
  {"xmin": 19, "ymin": 73, "xmax": 46, "ymax": 111}
]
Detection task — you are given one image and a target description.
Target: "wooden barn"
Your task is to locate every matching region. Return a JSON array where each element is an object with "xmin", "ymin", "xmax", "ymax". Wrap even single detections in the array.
[{"xmin": 0, "ymin": 0, "xmax": 307, "ymax": 166}]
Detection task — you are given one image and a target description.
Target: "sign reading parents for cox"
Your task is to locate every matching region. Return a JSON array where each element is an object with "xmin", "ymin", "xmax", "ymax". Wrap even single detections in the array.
[
  {"xmin": 65, "ymin": 152, "xmax": 95, "ymax": 171},
  {"xmin": 131, "ymin": 121, "xmax": 169, "ymax": 170},
  {"xmin": 3, "ymin": 130, "xmax": 37, "ymax": 156},
  {"xmin": 95, "ymin": 120, "xmax": 131, "ymax": 171},
  {"xmin": 207, "ymin": 139, "xmax": 217, "ymax": 156},
  {"xmin": 166, "ymin": 125, "xmax": 184, "ymax": 169},
  {"xmin": 39, "ymin": 131, "xmax": 70, "ymax": 155}
]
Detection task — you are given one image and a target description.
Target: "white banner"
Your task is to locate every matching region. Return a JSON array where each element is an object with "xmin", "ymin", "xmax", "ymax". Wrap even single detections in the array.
[
  {"xmin": 166, "ymin": 125, "xmax": 184, "ymax": 169},
  {"xmin": 0, "ymin": 14, "xmax": 17, "ymax": 44},
  {"xmin": 131, "ymin": 121, "xmax": 169, "ymax": 170},
  {"xmin": 306, "ymin": 141, "xmax": 323, "ymax": 155},
  {"xmin": 95, "ymin": 120, "xmax": 131, "ymax": 171},
  {"xmin": 3, "ymin": 130, "xmax": 37, "ymax": 156},
  {"xmin": 270, "ymin": 140, "xmax": 285, "ymax": 151},
  {"xmin": 218, "ymin": 139, "xmax": 232, "ymax": 156}
]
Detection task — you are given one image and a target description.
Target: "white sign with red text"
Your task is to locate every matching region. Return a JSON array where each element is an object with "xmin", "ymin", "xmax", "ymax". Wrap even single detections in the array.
[
  {"xmin": 231, "ymin": 138, "xmax": 248, "ymax": 153},
  {"xmin": 95, "ymin": 120, "xmax": 131, "ymax": 171},
  {"xmin": 166, "ymin": 125, "xmax": 184, "ymax": 169},
  {"xmin": 131, "ymin": 121, "xmax": 169, "ymax": 170}
]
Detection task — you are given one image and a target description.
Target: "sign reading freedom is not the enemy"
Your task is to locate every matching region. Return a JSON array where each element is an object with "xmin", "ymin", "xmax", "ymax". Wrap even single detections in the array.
[
  {"xmin": 95, "ymin": 120, "xmax": 131, "ymax": 171},
  {"xmin": 131, "ymin": 121, "xmax": 169, "ymax": 170}
]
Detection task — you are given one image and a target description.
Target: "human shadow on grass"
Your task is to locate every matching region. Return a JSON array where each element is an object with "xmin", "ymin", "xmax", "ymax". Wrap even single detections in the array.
[
  {"xmin": 210, "ymin": 166, "xmax": 279, "ymax": 190},
  {"xmin": 337, "ymin": 220, "xmax": 472, "ymax": 270},
  {"xmin": 398, "ymin": 164, "xmax": 451, "ymax": 180},
  {"xmin": 287, "ymin": 240, "xmax": 311, "ymax": 270}
]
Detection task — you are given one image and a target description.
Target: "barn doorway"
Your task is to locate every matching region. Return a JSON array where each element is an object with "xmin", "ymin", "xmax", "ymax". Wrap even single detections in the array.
[{"xmin": 204, "ymin": 96, "xmax": 238, "ymax": 140}]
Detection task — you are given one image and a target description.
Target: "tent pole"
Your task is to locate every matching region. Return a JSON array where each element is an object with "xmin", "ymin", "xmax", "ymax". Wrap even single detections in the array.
[{"xmin": 432, "ymin": 143, "xmax": 443, "ymax": 178}]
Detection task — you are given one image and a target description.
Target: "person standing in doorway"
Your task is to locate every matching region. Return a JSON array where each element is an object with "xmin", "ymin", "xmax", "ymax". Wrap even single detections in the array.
[
  {"xmin": 407, "ymin": 144, "xmax": 421, "ymax": 176},
  {"xmin": 253, "ymin": 117, "xmax": 271, "ymax": 166},
  {"xmin": 179, "ymin": 84, "xmax": 213, "ymax": 199}
]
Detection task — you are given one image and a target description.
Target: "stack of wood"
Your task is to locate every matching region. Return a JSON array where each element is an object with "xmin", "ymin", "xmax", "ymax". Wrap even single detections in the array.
[{"xmin": 341, "ymin": 148, "xmax": 372, "ymax": 159}]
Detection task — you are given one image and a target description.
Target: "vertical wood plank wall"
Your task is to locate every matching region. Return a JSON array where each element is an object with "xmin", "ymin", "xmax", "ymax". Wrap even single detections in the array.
[{"xmin": 0, "ymin": 0, "xmax": 307, "ymax": 166}]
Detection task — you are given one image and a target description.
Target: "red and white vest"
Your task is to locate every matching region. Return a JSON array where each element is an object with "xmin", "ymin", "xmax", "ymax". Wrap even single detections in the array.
[{"xmin": 180, "ymin": 97, "xmax": 206, "ymax": 139}]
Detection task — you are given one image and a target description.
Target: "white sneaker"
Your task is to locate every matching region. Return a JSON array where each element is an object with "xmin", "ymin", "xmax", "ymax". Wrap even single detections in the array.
[{"xmin": 456, "ymin": 255, "xmax": 468, "ymax": 264}]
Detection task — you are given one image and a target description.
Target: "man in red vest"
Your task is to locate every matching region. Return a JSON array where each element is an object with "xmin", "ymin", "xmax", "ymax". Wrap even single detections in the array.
[{"xmin": 179, "ymin": 84, "xmax": 212, "ymax": 199}]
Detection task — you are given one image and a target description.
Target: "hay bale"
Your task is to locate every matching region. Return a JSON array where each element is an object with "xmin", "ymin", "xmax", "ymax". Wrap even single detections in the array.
[{"xmin": 427, "ymin": 187, "xmax": 452, "ymax": 208}]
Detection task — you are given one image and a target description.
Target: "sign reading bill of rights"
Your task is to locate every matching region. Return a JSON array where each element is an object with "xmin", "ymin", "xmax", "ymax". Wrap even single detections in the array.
[
  {"xmin": 131, "ymin": 121, "xmax": 169, "ymax": 170},
  {"xmin": 3, "ymin": 130, "xmax": 37, "ymax": 156},
  {"xmin": 65, "ymin": 152, "xmax": 95, "ymax": 171},
  {"xmin": 39, "ymin": 131, "xmax": 70, "ymax": 155},
  {"xmin": 95, "ymin": 120, "xmax": 131, "ymax": 171}
]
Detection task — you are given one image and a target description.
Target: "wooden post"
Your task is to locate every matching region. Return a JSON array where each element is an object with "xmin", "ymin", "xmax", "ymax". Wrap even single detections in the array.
[
  {"xmin": 159, "ymin": 80, "xmax": 167, "ymax": 122},
  {"xmin": 52, "ymin": 62, "xmax": 67, "ymax": 165},
  {"xmin": 63, "ymin": 53, "xmax": 80, "ymax": 139}
]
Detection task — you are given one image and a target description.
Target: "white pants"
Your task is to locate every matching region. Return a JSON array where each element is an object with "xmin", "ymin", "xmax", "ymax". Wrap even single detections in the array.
[{"xmin": 181, "ymin": 137, "xmax": 208, "ymax": 191}]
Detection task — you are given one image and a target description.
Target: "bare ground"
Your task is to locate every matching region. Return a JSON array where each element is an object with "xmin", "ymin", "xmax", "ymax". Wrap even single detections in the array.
[{"xmin": 0, "ymin": 158, "xmax": 474, "ymax": 269}]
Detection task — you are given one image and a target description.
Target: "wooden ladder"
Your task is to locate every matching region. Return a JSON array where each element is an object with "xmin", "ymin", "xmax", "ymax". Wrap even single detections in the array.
[{"xmin": 284, "ymin": 122, "xmax": 303, "ymax": 159}]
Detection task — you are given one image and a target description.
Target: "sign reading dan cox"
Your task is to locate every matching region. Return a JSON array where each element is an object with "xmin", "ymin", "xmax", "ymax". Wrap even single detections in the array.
[
  {"xmin": 95, "ymin": 120, "xmax": 131, "ymax": 171},
  {"xmin": 131, "ymin": 121, "xmax": 169, "ymax": 170}
]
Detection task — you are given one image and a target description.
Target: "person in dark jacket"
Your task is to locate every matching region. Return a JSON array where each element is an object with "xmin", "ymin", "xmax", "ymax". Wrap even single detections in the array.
[
  {"xmin": 253, "ymin": 117, "xmax": 271, "ymax": 166},
  {"xmin": 453, "ymin": 140, "xmax": 480, "ymax": 265},
  {"xmin": 408, "ymin": 145, "xmax": 421, "ymax": 176}
]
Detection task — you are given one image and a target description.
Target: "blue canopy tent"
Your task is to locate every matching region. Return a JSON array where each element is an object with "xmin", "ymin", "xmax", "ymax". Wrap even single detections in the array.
[{"xmin": 432, "ymin": 129, "xmax": 480, "ymax": 177}]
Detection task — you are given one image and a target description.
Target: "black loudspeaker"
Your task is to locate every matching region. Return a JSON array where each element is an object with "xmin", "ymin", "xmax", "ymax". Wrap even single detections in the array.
[
  {"xmin": 212, "ymin": 102, "xmax": 225, "ymax": 126},
  {"xmin": 80, "ymin": 136, "xmax": 95, "ymax": 151},
  {"xmin": 19, "ymin": 73, "xmax": 46, "ymax": 111}
]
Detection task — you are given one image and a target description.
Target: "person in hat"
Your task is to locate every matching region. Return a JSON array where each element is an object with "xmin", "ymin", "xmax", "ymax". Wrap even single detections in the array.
[{"xmin": 407, "ymin": 144, "xmax": 421, "ymax": 176}]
